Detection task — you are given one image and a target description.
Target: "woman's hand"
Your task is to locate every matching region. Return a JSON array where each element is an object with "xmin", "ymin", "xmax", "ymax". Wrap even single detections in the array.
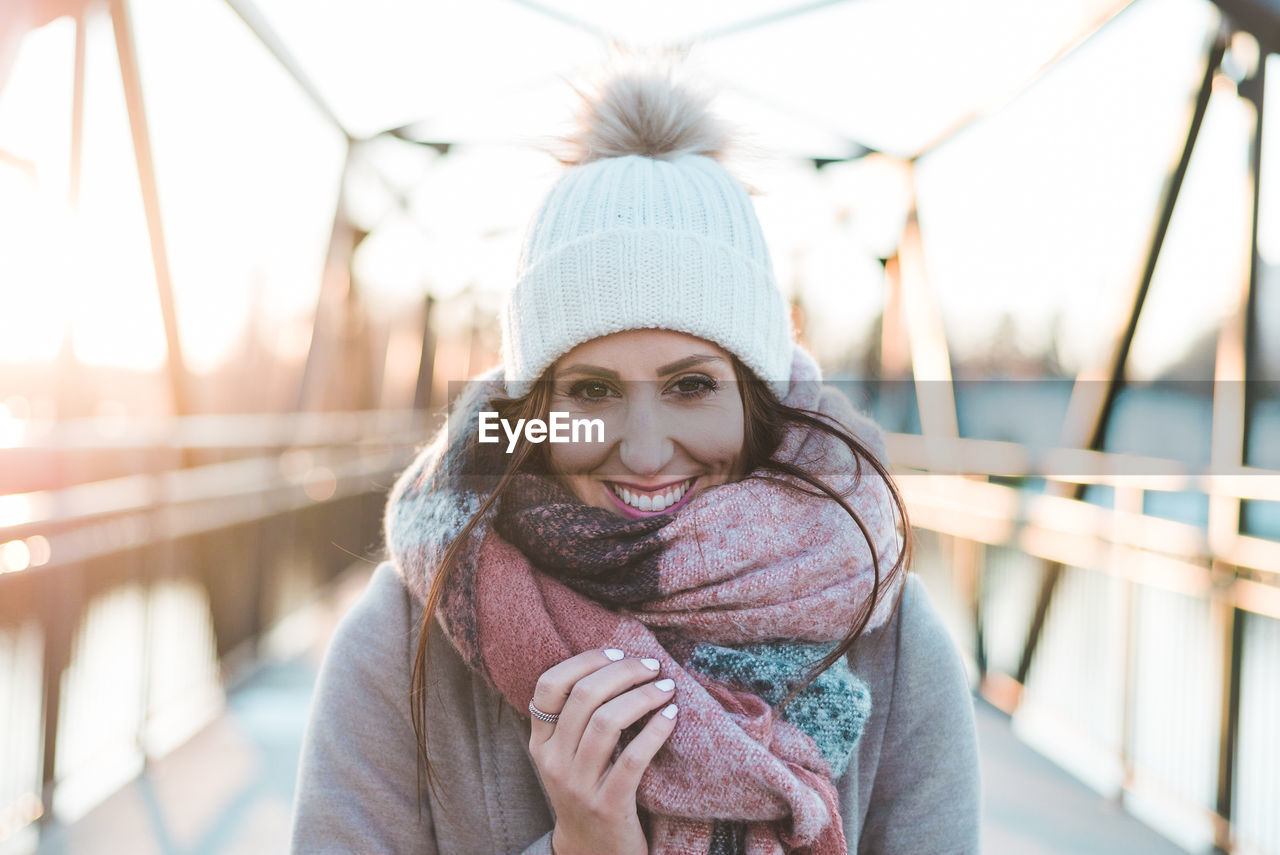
[{"xmin": 528, "ymin": 648, "xmax": 679, "ymax": 855}]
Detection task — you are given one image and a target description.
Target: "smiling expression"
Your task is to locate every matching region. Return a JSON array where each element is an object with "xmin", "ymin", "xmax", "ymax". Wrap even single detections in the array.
[{"xmin": 545, "ymin": 329, "xmax": 746, "ymax": 518}]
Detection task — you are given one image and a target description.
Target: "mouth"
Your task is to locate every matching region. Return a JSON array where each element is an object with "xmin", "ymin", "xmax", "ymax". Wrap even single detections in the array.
[{"xmin": 603, "ymin": 477, "xmax": 698, "ymax": 518}]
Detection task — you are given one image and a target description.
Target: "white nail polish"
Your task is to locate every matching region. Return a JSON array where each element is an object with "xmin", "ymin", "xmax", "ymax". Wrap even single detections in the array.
[
  {"xmin": 641, "ymin": 658, "xmax": 660, "ymax": 671},
  {"xmin": 655, "ymin": 678, "xmax": 675, "ymax": 691},
  {"xmin": 661, "ymin": 703, "xmax": 678, "ymax": 719},
  {"xmin": 603, "ymin": 649, "xmax": 624, "ymax": 661}
]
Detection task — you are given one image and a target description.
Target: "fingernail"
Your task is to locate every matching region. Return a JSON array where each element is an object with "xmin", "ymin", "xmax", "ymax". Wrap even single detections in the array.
[
  {"xmin": 661, "ymin": 703, "xmax": 678, "ymax": 719},
  {"xmin": 655, "ymin": 678, "xmax": 675, "ymax": 691},
  {"xmin": 640, "ymin": 657, "xmax": 660, "ymax": 671},
  {"xmin": 603, "ymin": 649, "xmax": 624, "ymax": 661}
]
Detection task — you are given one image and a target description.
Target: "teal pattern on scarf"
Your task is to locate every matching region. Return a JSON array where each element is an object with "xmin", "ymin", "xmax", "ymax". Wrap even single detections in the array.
[{"xmin": 688, "ymin": 641, "xmax": 871, "ymax": 778}]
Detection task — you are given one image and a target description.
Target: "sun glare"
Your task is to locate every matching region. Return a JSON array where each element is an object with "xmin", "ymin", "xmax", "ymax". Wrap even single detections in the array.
[{"xmin": 0, "ymin": 0, "xmax": 1275, "ymax": 389}]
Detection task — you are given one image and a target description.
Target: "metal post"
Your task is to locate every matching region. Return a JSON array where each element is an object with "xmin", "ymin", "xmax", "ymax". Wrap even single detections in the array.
[
  {"xmin": 341, "ymin": 253, "xmax": 375, "ymax": 411},
  {"xmin": 109, "ymin": 0, "xmax": 189, "ymax": 415},
  {"xmin": 69, "ymin": 3, "xmax": 86, "ymax": 212},
  {"xmin": 1213, "ymin": 604, "xmax": 1245, "ymax": 853},
  {"xmin": 37, "ymin": 566, "xmax": 80, "ymax": 828},
  {"xmin": 222, "ymin": 0, "xmax": 352, "ymax": 137},
  {"xmin": 460, "ymin": 283, "xmax": 475, "ymax": 380},
  {"xmin": 1016, "ymin": 29, "xmax": 1228, "ymax": 689},
  {"xmin": 1239, "ymin": 44, "xmax": 1265, "ymax": 472},
  {"xmin": 898, "ymin": 199, "xmax": 960, "ymax": 442},
  {"xmin": 1064, "ymin": 28, "xmax": 1228, "ymax": 454},
  {"xmin": 1119, "ymin": 575, "xmax": 1138, "ymax": 799},
  {"xmin": 974, "ymin": 556, "xmax": 988, "ymax": 680},
  {"xmin": 908, "ymin": 0, "xmax": 1139, "ymax": 159},
  {"xmin": 413, "ymin": 294, "xmax": 437, "ymax": 412},
  {"xmin": 951, "ymin": 536, "xmax": 987, "ymax": 679},
  {"xmin": 1210, "ymin": 49, "xmax": 1266, "ymax": 855},
  {"xmin": 295, "ymin": 151, "xmax": 354, "ymax": 412},
  {"xmin": 1114, "ymin": 486, "xmax": 1144, "ymax": 804},
  {"xmin": 879, "ymin": 256, "xmax": 908, "ymax": 377}
]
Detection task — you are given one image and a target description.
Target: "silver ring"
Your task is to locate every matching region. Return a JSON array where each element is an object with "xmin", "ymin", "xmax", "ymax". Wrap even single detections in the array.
[{"xmin": 528, "ymin": 700, "xmax": 560, "ymax": 724}]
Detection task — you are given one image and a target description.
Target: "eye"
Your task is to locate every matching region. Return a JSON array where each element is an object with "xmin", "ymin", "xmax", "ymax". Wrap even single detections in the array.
[
  {"xmin": 668, "ymin": 374, "xmax": 717, "ymax": 398},
  {"xmin": 566, "ymin": 379, "xmax": 618, "ymax": 401}
]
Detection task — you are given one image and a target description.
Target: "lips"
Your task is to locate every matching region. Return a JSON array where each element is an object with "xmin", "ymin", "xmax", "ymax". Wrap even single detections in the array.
[{"xmin": 604, "ymin": 477, "xmax": 697, "ymax": 515}]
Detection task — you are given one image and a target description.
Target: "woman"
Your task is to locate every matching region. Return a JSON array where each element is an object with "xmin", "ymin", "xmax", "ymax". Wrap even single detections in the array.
[{"xmin": 291, "ymin": 58, "xmax": 980, "ymax": 855}]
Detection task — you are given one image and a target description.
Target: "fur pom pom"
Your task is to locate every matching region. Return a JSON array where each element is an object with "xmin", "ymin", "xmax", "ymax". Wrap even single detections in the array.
[{"xmin": 555, "ymin": 47, "xmax": 732, "ymax": 167}]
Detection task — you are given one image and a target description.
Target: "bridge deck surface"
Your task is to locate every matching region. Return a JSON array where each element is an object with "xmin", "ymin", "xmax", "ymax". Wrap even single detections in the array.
[{"xmin": 30, "ymin": 569, "xmax": 1189, "ymax": 855}]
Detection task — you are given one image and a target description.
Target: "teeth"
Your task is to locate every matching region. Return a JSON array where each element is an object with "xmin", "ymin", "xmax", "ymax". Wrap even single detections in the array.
[{"xmin": 610, "ymin": 479, "xmax": 692, "ymax": 512}]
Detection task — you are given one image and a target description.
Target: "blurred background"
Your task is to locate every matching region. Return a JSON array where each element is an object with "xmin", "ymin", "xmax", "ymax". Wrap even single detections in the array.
[{"xmin": 1, "ymin": 0, "xmax": 1278, "ymax": 853}]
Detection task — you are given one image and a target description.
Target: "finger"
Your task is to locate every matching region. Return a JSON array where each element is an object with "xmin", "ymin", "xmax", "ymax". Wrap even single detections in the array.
[
  {"xmin": 598, "ymin": 701, "xmax": 679, "ymax": 804},
  {"xmin": 551, "ymin": 657, "xmax": 663, "ymax": 753},
  {"xmin": 530, "ymin": 648, "xmax": 624, "ymax": 744},
  {"xmin": 571, "ymin": 678, "xmax": 676, "ymax": 786}
]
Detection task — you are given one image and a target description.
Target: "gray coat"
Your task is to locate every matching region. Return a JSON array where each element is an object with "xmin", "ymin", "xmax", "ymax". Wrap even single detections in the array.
[{"xmin": 290, "ymin": 563, "xmax": 981, "ymax": 854}]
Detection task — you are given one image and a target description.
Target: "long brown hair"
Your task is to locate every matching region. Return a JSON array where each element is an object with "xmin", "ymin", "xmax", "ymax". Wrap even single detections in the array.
[{"xmin": 408, "ymin": 357, "xmax": 913, "ymax": 804}]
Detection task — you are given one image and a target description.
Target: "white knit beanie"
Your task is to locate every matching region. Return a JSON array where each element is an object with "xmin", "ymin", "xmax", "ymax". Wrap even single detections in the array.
[{"xmin": 500, "ymin": 60, "xmax": 794, "ymax": 400}]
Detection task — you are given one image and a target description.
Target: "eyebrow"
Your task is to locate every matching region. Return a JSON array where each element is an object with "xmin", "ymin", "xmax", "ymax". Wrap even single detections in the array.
[{"xmin": 557, "ymin": 354, "xmax": 725, "ymax": 381}]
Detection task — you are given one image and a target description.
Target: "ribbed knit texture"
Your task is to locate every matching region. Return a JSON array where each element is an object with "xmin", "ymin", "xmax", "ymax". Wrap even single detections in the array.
[
  {"xmin": 501, "ymin": 153, "xmax": 793, "ymax": 399},
  {"xmin": 688, "ymin": 642, "xmax": 871, "ymax": 779}
]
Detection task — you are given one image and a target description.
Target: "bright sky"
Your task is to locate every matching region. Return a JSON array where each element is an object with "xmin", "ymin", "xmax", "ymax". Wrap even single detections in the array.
[{"xmin": 0, "ymin": 0, "xmax": 1274, "ymax": 380}]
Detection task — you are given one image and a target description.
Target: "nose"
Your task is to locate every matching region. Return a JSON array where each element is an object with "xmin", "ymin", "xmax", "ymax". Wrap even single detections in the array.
[{"xmin": 617, "ymin": 401, "xmax": 674, "ymax": 477}]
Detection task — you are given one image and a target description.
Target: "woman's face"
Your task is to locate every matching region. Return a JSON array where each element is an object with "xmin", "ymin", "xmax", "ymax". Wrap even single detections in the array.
[{"xmin": 545, "ymin": 329, "xmax": 746, "ymax": 518}]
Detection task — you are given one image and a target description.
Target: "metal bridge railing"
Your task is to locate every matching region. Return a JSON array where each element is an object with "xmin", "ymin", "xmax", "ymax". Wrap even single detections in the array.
[
  {"xmin": 889, "ymin": 432, "xmax": 1280, "ymax": 855},
  {"xmin": 0, "ymin": 410, "xmax": 429, "ymax": 849},
  {"xmin": 2, "ymin": 420, "xmax": 1277, "ymax": 853}
]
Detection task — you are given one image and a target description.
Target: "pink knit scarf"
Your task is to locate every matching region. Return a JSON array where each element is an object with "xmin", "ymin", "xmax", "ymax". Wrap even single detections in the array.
[{"xmin": 385, "ymin": 346, "xmax": 903, "ymax": 855}]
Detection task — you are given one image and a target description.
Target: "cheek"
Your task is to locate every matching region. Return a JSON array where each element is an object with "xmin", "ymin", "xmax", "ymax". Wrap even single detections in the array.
[
  {"xmin": 546, "ymin": 433, "xmax": 612, "ymax": 475},
  {"xmin": 675, "ymin": 399, "xmax": 746, "ymax": 469}
]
